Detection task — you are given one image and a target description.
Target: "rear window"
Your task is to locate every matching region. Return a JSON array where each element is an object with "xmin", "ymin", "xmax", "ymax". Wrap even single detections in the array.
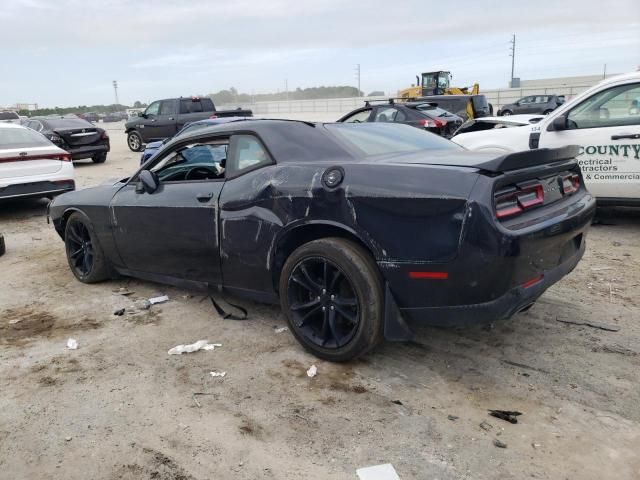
[
  {"xmin": 0, "ymin": 112, "xmax": 20, "ymax": 120},
  {"xmin": 41, "ymin": 118, "xmax": 93, "ymax": 129},
  {"xmin": 325, "ymin": 123, "xmax": 460, "ymax": 157},
  {"xmin": 0, "ymin": 127, "xmax": 52, "ymax": 148},
  {"xmin": 414, "ymin": 105, "xmax": 454, "ymax": 117},
  {"xmin": 180, "ymin": 98, "xmax": 215, "ymax": 114}
]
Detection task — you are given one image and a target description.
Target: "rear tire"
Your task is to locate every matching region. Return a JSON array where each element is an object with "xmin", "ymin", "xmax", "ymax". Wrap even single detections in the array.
[
  {"xmin": 501, "ymin": 110, "xmax": 512, "ymax": 116},
  {"xmin": 92, "ymin": 152, "xmax": 107, "ymax": 163},
  {"xmin": 0, "ymin": 234, "xmax": 5, "ymax": 257},
  {"xmin": 64, "ymin": 213, "xmax": 109, "ymax": 283},
  {"xmin": 279, "ymin": 238, "xmax": 383, "ymax": 362},
  {"xmin": 127, "ymin": 131, "xmax": 143, "ymax": 152}
]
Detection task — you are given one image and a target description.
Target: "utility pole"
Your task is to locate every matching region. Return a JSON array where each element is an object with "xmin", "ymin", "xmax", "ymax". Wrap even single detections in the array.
[
  {"xmin": 112, "ymin": 80, "xmax": 119, "ymax": 106},
  {"xmin": 509, "ymin": 34, "xmax": 516, "ymax": 87},
  {"xmin": 603, "ymin": 64, "xmax": 607, "ymax": 79},
  {"xmin": 355, "ymin": 64, "xmax": 361, "ymax": 97},
  {"xmin": 285, "ymin": 79, "xmax": 289, "ymax": 102}
]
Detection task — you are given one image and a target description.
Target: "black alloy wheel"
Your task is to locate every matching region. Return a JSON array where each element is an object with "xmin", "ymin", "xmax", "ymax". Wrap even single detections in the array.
[
  {"xmin": 279, "ymin": 238, "xmax": 383, "ymax": 362},
  {"xmin": 287, "ymin": 257, "xmax": 359, "ymax": 349},
  {"xmin": 64, "ymin": 213, "xmax": 109, "ymax": 283}
]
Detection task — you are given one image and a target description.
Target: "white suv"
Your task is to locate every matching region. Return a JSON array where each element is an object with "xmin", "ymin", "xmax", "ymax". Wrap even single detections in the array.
[
  {"xmin": 453, "ymin": 72, "xmax": 640, "ymax": 205},
  {"xmin": 0, "ymin": 123, "xmax": 75, "ymax": 200}
]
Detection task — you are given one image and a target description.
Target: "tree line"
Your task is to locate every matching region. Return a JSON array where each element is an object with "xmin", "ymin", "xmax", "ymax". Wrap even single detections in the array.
[{"xmin": 208, "ymin": 86, "xmax": 369, "ymax": 104}]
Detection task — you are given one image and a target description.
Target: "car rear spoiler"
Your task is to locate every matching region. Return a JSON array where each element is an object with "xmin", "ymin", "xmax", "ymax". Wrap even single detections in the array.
[{"xmin": 475, "ymin": 145, "xmax": 579, "ymax": 173}]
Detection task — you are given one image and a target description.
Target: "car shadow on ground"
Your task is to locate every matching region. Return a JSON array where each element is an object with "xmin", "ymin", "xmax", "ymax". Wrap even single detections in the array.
[{"xmin": 0, "ymin": 197, "xmax": 49, "ymax": 221}]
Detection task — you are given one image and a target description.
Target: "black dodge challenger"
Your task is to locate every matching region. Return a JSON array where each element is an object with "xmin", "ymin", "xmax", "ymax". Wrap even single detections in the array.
[{"xmin": 48, "ymin": 120, "xmax": 595, "ymax": 361}]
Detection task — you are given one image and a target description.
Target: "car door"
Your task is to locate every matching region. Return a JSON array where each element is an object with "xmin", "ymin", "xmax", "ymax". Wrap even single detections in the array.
[
  {"xmin": 539, "ymin": 81, "xmax": 640, "ymax": 201},
  {"xmin": 218, "ymin": 134, "xmax": 278, "ymax": 297},
  {"xmin": 110, "ymin": 138, "xmax": 228, "ymax": 284},
  {"xmin": 514, "ymin": 96, "xmax": 532, "ymax": 114}
]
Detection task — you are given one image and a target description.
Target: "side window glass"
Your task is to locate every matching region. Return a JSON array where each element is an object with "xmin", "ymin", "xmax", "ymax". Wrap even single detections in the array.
[
  {"xmin": 201, "ymin": 99, "xmax": 215, "ymax": 112},
  {"xmin": 190, "ymin": 101, "xmax": 203, "ymax": 113},
  {"xmin": 227, "ymin": 135, "xmax": 272, "ymax": 176},
  {"xmin": 567, "ymin": 83, "xmax": 640, "ymax": 129},
  {"xmin": 179, "ymin": 100, "xmax": 190, "ymax": 114},
  {"xmin": 151, "ymin": 143, "xmax": 227, "ymax": 182},
  {"xmin": 146, "ymin": 101, "xmax": 161, "ymax": 117},
  {"xmin": 343, "ymin": 109, "xmax": 371, "ymax": 123},
  {"xmin": 159, "ymin": 101, "xmax": 176, "ymax": 116},
  {"xmin": 374, "ymin": 107, "xmax": 398, "ymax": 122}
]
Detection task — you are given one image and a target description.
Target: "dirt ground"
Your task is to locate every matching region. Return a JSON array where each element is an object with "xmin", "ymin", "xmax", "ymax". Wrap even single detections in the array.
[{"xmin": 1, "ymin": 122, "xmax": 639, "ymax": 480}]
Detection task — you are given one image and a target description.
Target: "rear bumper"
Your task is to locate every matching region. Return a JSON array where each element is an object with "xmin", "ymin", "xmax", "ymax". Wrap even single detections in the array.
[
  {"xmin": 67, "ymin": 141, "xmax": 110, "ymax": 160},
  {"xmin": 0, "ymin": 179, "xmax": 75, "ymax": 199},
  {"xmin": 380, "ymin": 190, "xmax": 596, "ymax": 328},
  {"xmin": 398, "ymin": 236, "xmax": 584, "ymax": 327}
]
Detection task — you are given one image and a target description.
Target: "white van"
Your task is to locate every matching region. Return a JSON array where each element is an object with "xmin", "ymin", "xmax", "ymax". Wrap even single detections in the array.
[{"xmin": 453, "ymin": 72, "xmax": 640, "ymax": 205}]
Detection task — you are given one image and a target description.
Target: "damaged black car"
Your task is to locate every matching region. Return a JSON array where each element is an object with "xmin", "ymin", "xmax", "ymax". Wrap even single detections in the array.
[{"xmin": 48, "ymin": 120, "xmax": 595, "ymax": 361}]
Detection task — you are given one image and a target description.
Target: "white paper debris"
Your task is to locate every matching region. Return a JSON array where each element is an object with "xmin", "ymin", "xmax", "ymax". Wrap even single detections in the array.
[
  {"xmin": 149, "ymin": 295, "xmax": 169, "ymax": 305},
  {"xmin": 306, "ymin": 365, "xmax": 317, "ymax": 378},
  {"xmin": 209, "ymin": 371, "xmax": 227, "ymax": 378},
  {"xmin": 9, "ymin": 319, "xmax": 21, "ymax": 325},
  {"xmin": 274, "ymin": 326, "xmax": 288, "ymax": 333},
  {"xmin": 356, "ymin": 464, "xmax": 400, "ymax": 480},
  {"xmin": 66, "ymin": 338, "xmax": 78, "ymax": 350},
  {"xmin": 168, "ymin": 340, "xmax": 220, "ymax": 355}
]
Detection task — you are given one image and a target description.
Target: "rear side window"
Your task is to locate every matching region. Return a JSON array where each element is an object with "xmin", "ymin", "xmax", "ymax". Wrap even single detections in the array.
[
  {"xmin": 325, "ymin": 123, "xmax": 460, "ymax": 157},
  {"xmin": 226, "ymin": 135, "xmax": 272, "ymax": 176},
  {"xmin": 0, "ymin": 112, "xmax": 19, "ymax": 120},
  {"xmin": 0, "ymin": 127, "xmax": 52, "ymax": 148}
]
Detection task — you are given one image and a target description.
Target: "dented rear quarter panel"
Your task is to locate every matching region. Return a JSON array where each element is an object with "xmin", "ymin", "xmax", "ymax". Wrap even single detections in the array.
[{"xmin": 218, "ymin": 157, "xmax": 480, "ymax": 298}]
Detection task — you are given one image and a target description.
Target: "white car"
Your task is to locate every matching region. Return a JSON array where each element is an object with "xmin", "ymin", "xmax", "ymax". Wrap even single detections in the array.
[
  {"xmin": 453, "ymin": 72, "xmax": 640, "ymax": 205},
  {"xmin": 452, "ymin": 115, "xmax": 544, "ymax": 136},
  {"xmin": 0, "ymin": 123, "xmax": 75, "ymax": 200}
]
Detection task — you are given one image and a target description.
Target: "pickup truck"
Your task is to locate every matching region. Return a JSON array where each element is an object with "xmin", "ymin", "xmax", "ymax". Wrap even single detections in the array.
[
  {"xmin": 452, "ymin": 72, "xmax": 640, "ymax": 205},
  {"xmin": 125, "ymin": 97, "xmax": 253, "ymax": 151}
]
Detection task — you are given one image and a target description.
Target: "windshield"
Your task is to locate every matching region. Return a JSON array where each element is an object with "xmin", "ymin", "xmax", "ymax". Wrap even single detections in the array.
[
  {"xmin": 41, "ymin": 118, "xmax": 93, "ymax": 129},
  {"xmin": 0, "ymin": 112, "xmax": 20, "ymax": 120},
  {"xmin": 0, "ymin": 127, "xmax": 52, "ymax": 149},
  {"xmin": 415, "ymin": 105, "xmax": 454, "ymax": 117},
  {"xmin": 325, "ymin": 123, "xmax": 461, "ymax": 157}
]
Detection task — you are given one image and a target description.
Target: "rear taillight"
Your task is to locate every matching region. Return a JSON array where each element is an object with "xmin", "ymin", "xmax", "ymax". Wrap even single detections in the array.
[
  {"xmin": 209, "ymin": 114, "xmax": 218, "ymax": 119},
  {"xmin": 560, "ymin": 173, "xmax": 580, "ymax": 195},
  {"xmin": 419, "ymin": 118, "xmax": 446, "ymax": 128},
  {"xmin": 0, "ymin": 152, "xmax": 71, "ymax": 163},
  {"xmin": 495, "ymin": 182, "xmax": 544, "ymax": 219},
  {"xmin": 100, "ymin": 131, "xmax": 109, "ymax": 140}
]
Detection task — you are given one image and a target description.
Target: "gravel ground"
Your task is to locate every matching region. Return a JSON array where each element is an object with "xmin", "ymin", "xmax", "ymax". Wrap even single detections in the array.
[{"xmin": 1, "ymin": 122, "xmax": 639, "ymax": 480}]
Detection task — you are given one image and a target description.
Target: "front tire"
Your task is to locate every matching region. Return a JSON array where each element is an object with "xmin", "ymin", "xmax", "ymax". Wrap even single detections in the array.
[
  {"xmin": 92, "ymin": 152, "xmax": 107, "ymax": 163},
  {"xmin": 127, "ymin": 131, "xmax": 143, "ymax": 152},
  {"xmin": 279, "ymin": 238, "xmax": 383, "ymax": 362},
  {"xmin": 64, "ymin": 213, "xmax": 109, "ymax": 283}
]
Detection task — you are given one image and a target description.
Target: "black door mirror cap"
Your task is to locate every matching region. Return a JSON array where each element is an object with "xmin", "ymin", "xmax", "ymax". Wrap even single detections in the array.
[
  {"xmin": 548, "ymin": 114, "xmax": 567, "ymax": 131},
  {"xmin": 139, "ymin": 170, "xmax": 160, "ymax": 194}
]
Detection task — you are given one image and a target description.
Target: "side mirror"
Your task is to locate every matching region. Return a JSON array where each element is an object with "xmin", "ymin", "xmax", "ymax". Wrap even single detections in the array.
[
  {"xmin": 550, "ymin": 114, "xmax": 567, "ymax": 131},
  {"xmin": 138, "ymin": 112, "xmax": 147, "ymax": 118},
  {"xmin": 136, "ymin": 170, "xmax": 160, "ymax": 194}
]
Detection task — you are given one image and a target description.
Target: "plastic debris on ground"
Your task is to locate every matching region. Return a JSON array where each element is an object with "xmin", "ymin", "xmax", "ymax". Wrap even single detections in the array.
[
  {"xmin": 274, "ymin": 326, "xmax": 288, "ymax": 333},
  {"xmin": 168, "ymin": 340, "xmax": 221, "ymax": 355},
  {"xmin": 306, "ymin": 365, "xmax": 317, "ymax": 378},
  {"xmin": 149, "ymin": 295, "xmax": 169, "ymax": 305},
  {"xmin": 493, "ymin": 438, "xmax": 508, "ymax": 448},
  {"xmin": 356, "ymin": 463, "xmax": 401, "ymax": 480},
  {"xmin": 113, "ymin": 308, "xmax": 125, "ymax": 316},
  {"xmin": 489, "ymin": 409, "xmax": 522, "ymax": 424},
  {"xmin": 209, "ymin": 371, "xmax": 227, "ymax": 378},
  {"xmin": 66, "ymin": 338, "xmax": 78, "ymax": 350}
]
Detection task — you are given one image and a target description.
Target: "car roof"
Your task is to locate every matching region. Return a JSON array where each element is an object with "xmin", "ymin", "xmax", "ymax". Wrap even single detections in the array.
[{"xmin": 164, "ymin": 119, "xmax": 351, "ymax": 163}]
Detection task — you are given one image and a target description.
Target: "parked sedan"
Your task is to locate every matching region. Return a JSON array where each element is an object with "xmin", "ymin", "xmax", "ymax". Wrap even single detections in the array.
[
  {"xmin": 498, "ymin": 95, "xmax": 565, "ymax": 116},
  {"xmin": 0, "ymin": 123, "xmax": 75, "ymax": 200},
  {"xmin": 338, "ymin": 100, "xmax": 463, "ymax": 137},
  {"xmin": 25, "ymin": 116, "xmax": 110, "ymax": 163},
  {"xmin": 0, "ymin": 111, "xmax": 21, "ymax": 124},
  {"xmin": 49, "ymin": 120, "xmax": 594, "ymax": 361}
]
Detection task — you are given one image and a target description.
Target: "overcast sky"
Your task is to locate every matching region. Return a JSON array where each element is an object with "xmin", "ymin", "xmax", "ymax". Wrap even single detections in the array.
[{"xmin": 1, "ymin": 0, "xmax": 638, "ymax": 107}]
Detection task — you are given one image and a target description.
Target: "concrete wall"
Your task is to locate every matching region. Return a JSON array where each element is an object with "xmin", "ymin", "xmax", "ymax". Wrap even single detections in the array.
[{"xmin": 218, "ymin": 74, "xmax": 619, "ymax": 121}]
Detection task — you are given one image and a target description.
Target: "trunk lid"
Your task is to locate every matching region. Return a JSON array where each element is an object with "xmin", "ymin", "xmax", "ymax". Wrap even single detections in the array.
[
  {"xmin": 57, "ymin": 127, "xmax": 101, "ymax": 146},
  {"xmin": 0, "ymin": 146, "xmax": 69, "ymax": 178}
]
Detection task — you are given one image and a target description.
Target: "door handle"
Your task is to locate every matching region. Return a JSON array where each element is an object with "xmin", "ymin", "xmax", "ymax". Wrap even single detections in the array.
[
  {"xmin": 196, "ymin": 192, "xmax": 214, "ymax": 202},
  {"xmin": 611, "ymin": 133, "xmax": 640, "ymax": 140},
  {"xmin": 168, "ymin": 117, "xmax": 174, "ymax": 121}
]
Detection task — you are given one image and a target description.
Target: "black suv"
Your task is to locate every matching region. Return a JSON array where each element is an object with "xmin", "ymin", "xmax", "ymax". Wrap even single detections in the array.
[
  {"xmin": 498, "ymin": 95, "xmax": 565, "ymax": 116},
  {"xmin": 125, "ymin": 97, "xmax": 252, "ymax": 151},
  {"xmin": 338, "ymin": 100, "xmax": 463, "ymax": 137},
  {"xmin": 26, "ymin": 115, "xmax": 110, "ymax": 163}
]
